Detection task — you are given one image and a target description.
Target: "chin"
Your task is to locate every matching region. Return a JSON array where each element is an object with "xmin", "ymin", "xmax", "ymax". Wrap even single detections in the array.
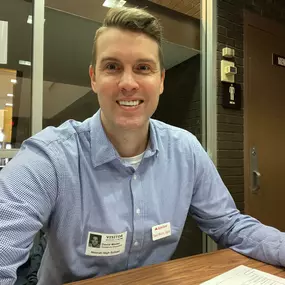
[{"xmin": 116, "ymin": 118, "xmax": 148, "ymax": 130}]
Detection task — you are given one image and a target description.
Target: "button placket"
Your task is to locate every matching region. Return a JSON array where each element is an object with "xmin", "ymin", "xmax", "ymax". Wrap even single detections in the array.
[{"xmin": 129, "ymin": 172, "xmax": 144, "ymax": 254}]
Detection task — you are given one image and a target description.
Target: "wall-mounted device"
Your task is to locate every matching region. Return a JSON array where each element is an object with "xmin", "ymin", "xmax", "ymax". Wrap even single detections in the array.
[
  {"xmin": 221, "ymin": 60, "xmax": 237, "ymax": 83},
  {"xmin": 221, "ymin": 47, "xmax": 240, "ymax": 109},
  {"xmin": 222, "ymin": 47, "xmax": 235, "ymax": 58}
]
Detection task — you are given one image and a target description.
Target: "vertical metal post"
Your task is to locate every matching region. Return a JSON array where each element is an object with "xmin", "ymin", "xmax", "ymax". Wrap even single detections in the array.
[
  {"xmin": 202, "ymin": 0, "xmax": 218, "ymax": 253},
  {"xmin": 31, "ymin": 0, "xmax": 45, "ymax": 252},
  {"xmin": 31, "ymin": 0, "xmax": 45, "ymax": 135}
]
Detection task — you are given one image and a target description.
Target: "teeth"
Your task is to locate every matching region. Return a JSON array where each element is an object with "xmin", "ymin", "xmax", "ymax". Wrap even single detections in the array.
[{"xmin": 118, "ymin": 100, "xmax": 140, "ymax": 106}]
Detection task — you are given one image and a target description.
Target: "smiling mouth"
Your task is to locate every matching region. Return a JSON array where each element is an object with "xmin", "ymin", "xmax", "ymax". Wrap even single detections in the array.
[{"xmin": 116, "ymin": 100, "xmax": 144, "ymax": 107}]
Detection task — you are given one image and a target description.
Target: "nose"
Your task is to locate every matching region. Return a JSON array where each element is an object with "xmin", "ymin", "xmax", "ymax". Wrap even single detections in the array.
[{"xmin": 118, "ymin": 70, "xmax": 139, "ymax": 93}]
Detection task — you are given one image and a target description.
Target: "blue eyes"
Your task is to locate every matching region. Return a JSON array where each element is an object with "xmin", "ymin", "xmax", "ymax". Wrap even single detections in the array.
[
  {"xmin": 106, "ymin": 63, "xmax": 119, "ymax": 70},
  {"xmin": 137, "ymin": 65, "xmax": 150, "ymax": 71},
  {"xmin": 104, "ymin": 63, "xmax": 151, "ymax": 73}
]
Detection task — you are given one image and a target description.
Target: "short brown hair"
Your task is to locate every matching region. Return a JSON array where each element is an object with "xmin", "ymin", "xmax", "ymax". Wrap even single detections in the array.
[{"xmin": 91, "ymin": 7, "xmax": 164, "ymax": 70}]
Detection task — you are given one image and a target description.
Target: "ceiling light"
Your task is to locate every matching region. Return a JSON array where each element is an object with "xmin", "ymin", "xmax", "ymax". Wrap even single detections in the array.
[
  {"xmin": 103, "ymin": 0, "xmax": 126, "ymax": 8},
  {"xmin": 27, "ymin": 15, "xmax": 33, "ymax": 24},
  {"xmin": 5, "ymin": 143, "xmax": 11, "ymax": 150},
  {"xmin": 19, "ymin": 60, "xmax": 31, "ymax": 66},
  {"xmin": 5, "ymin": 103, "xmax": 13, "ymax": 107},
  {"xmin": 7, "ymin": 94, "xmax": 13, "ymax": 97},
  {"xmin": 11, "ymin": 79, "xmax": 17, "ymax": 84},
  {"xmin": 0, "ymin": 20, "xmax": 8, "ymax": 65}
]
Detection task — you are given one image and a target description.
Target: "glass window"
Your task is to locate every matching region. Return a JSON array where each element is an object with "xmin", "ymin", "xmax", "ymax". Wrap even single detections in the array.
[
  {"xmin": 0, "ymin": 0, "xmax": 33, "ymax": 149},
  {"xmin": 42, "ymin": 6, "xmax": 97, "ymax": 128}
]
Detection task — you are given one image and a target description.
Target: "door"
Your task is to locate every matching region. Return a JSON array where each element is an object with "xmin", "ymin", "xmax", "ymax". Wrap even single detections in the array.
[{"xmin": 245, "ymin": 15, "xmax": 285, "ymax": 231}]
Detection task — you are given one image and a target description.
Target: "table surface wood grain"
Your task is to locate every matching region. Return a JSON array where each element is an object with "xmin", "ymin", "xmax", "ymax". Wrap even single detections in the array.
[{"xmin": 66, "ymin": 249, "xmax": 285, "ymax": 284}]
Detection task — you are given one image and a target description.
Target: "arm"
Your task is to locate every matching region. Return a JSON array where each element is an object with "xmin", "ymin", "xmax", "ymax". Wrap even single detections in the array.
[
  {"xmin": 189, "ymin": 138, "xmax": 285, "ymax": 267},
  {"xmin": 0, "ymin": 139, "xmax": 58, "ymax": 285}
]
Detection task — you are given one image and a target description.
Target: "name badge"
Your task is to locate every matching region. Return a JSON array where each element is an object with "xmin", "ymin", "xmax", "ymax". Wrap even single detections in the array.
[
  {"xmin": 85, "ymin": 231, "xmax": 127, "ymax": 256},
  {"xmin": 152, "ymin": 222, "xmax": 171, "ymax": 241}
]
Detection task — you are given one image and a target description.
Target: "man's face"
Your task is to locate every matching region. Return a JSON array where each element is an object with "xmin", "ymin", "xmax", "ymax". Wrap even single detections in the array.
[
  {"xmin": 91, "ymin": 236, "xmax": 99, "ymax": 246},
  {"xmin": 89, "ymin": 28, "xmax": 165, "ymax": 131}
]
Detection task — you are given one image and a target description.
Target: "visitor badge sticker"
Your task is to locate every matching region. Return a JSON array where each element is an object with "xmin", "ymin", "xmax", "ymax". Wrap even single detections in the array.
[{"xmin": 85, "ymin": 231, "xmax": 127, "ymax": 256}]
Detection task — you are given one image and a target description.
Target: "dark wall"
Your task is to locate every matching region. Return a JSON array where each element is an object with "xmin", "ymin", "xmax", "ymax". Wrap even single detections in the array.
[
  {"xmin": 217, "ymin": 0, "xmax": 285, "ymax": 212},
  {"xmin": 153, "ymin": 54, "xmax": 201, "ymax": 141},
  {"xmin": 46, "ymin": 0, "xmax": 200, "ymax": 51},
  {"xmin": 46, "ymin": 90, "xmax": 100, "ymax": 128},
  {"xmin": 49, "ymin": 55, "xmax": 202, "ymax": 141},
  {"xmin": 153, "ymin": 54, "xmax": 202, "ymax": 259}
]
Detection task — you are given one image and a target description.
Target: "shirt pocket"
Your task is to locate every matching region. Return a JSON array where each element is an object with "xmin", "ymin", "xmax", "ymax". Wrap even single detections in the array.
[{"xmin": 141, "ymin": 226, "xmax": 183, "ymax": 264}]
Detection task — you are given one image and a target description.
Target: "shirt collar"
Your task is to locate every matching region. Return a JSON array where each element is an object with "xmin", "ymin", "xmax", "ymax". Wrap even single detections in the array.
[{"xmin": 90, "ymin": 110, "xmax": 159, "ymax": 168}]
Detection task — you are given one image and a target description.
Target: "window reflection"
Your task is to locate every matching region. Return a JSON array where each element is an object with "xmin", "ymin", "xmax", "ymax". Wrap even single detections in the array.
[{"xmin": 0, "ymin": 0, "xmax": 33, "ymax": 149}]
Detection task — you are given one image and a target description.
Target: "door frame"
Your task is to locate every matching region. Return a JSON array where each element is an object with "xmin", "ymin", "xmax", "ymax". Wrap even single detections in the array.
[{"xmin": 244, "ymin": 11, "xmax": 285, "ymax": 213}]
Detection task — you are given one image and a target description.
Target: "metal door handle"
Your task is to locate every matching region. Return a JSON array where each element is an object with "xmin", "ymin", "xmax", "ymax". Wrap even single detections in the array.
[
  {"xmin": 250, "ymin": 147, "xmax": 261, "ymax": 193},
  {"xmin": 252, "ymin": 170, "xmax": 261, "ymax": 192}
]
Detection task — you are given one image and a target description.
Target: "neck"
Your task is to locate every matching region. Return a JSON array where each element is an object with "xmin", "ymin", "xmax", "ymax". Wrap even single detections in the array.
[{"xmin": 101, "ymin": 118, "xmax": 149, "ymax": 158}]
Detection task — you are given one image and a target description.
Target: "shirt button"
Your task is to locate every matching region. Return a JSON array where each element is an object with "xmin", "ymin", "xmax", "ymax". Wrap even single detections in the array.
[
  {"xmin": 136, "ymin": 208, "xmax": 141, "ymax": 215},
  {"xmin": 134, "ymin": 241, "xmax": 139, "ymax": 247}
]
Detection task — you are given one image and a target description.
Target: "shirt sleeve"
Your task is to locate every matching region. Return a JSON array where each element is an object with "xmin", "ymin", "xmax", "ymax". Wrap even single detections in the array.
[
  {"xmin": 0, "ymin": 138, "xmax": 58, "ymax": 285},
  {"xmin": 189, "ymin": 137, "xmax": 285, "ymax": 267}
]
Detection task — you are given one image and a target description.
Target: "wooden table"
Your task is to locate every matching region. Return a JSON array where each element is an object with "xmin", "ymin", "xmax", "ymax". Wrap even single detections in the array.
[{"xmin": 66, "ymin": 249, "xmax": 285, "ymax": 284}]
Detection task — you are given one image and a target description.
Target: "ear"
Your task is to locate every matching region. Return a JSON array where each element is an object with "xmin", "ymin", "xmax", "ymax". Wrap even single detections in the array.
[
  {"xmin": 89, "ymin": 65, "xmax": 97, "ymax": 93},
  {"xmin": 159, "ymin": 69, "xmax": 165, "ymax": 95}
]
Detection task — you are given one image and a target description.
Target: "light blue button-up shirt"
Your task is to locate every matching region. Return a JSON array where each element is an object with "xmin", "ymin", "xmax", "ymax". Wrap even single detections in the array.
[{"xmin": 1, "ymin": 110, "xmax": 285, "ymax": 285}]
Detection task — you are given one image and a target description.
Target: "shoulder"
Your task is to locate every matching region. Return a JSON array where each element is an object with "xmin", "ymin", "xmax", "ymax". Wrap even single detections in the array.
[
  {"xmin": 13, "ymin": 117, "xmax": 93, "ymax": 170},
  {"xmin": 150, "ymin": 118, "xmax": 201, "ymax": 152},
  {"xmin": 30, "ymin": 117, "xmax": 92, "ymax": 147}
]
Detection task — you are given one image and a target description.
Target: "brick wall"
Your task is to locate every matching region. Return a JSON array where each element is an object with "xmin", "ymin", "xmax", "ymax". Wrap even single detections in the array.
[{"xmin": 217, "ymin": 0, "xmax": 285, "ymax": 212}]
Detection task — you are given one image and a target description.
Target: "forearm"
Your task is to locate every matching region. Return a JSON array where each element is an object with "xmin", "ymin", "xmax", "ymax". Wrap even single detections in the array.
[
  {"xmin": 190, "ymin": 138, "xmax": 285, "ymax": 267},
  {"xmin": 0, "ymin": 139, "xmax": 58, "ymax": 283},
  {"xmin": 219, "ymin": 213, "xmax": 285, "ymax": 267},
  {"xmin": 0, "ymin": 199, "xmax": 43, "ymax": 284}
]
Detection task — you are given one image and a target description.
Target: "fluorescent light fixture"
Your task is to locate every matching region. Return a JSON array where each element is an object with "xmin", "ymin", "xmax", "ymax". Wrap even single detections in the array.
[
  {"xmin": 19, "ymin": 60, "xmax": 31, "ymax": 66},
  {"xmin": 103, "ymin": 0, "xmax": 126, "ymax": 8},
  {"xmin": 7, "ymin": 93, "xmax": 13, "ymax": 97},
  {"xmin": 5, "ymin": 103, "xmax": 13, "ymax": 107},
  {"xmin": 11, "ymin": 79, "xmax": 17, "ymax": 84},
  {"xmin": 0, "ymin": 20, "xmax": 8, "ymax": 64},
  {"xmin": 0, "ymin": 130, "xmax": 4, "ymax": 142},
  {"xmin": 27, "ymin": 15, "xmax": 33, "ymax": 24}
]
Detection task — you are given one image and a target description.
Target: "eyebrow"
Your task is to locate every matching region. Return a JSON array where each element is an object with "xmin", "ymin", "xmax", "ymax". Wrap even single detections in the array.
[
  {"xmin": 136, "ymin": 58, "xmax": 157, "ymax": 65},
  {"xmin": 99, "ymin": 57, "xmax": 157, "ymax": 65},
  {"xmin": 99, "ymin": 57, "xmax": 120, "ymax": 64}
]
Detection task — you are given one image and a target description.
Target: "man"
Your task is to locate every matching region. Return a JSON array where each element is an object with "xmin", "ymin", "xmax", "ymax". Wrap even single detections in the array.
[
  {"xmin": 88, "ymin": 235, "xmax": 101, "ymax": 248},
  {"xmin": 0, "ymin": 6, "xmax": 284, "ymax": 285}
]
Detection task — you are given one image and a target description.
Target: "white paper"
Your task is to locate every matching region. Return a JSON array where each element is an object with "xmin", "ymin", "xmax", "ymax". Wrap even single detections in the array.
[
  {"xmin": 0, "ymin": 20, "xmax": 8, "ymax": 64},
  {"xmin": 201, "ymin": 265, "xmax": 285, "ymax": 285}
]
